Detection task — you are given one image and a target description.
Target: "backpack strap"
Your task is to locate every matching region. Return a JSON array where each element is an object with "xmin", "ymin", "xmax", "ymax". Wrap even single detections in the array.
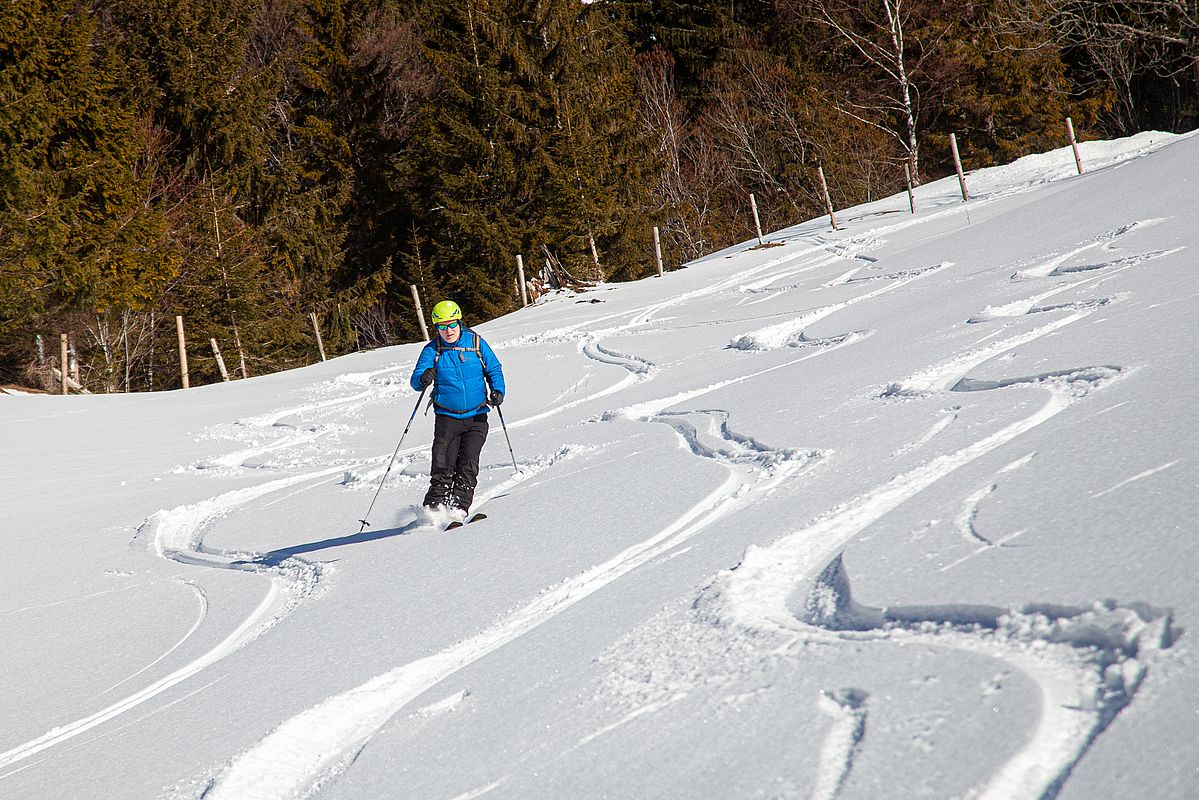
[
  {"xmin": 431, "ymin": 329, "xmax": 481, "ymax": 363},
  {"xmin": 425, "ymin": 331, "xmax": 485, "ymax": 416}
]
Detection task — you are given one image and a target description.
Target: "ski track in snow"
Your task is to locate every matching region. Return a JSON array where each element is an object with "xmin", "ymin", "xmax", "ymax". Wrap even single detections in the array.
[
  {"xmin": 1009, "ymin": 219, "xmax": 1174, "ymax": 279},
  {"xmin": 730, "ymin": 263, "xmax": 950, "ymax": 351},
  {"xmin": 96, "ymin": 579, "xmax": 209, "ymax": 698},
  {"xmin": 34, "ymin": 141, "xmax": 1195, "ymax": 791},
  {"xmin": 574, "ymin": 693, "xmax": 688, "ymax": 749},
  {"xmin": 937, "ymin": 454, "xmax": 1037, "ymax": 572},
  {"xmin": 969, "ymin": 218, "xmax": 1180, "ymax": 328},
  {"xmin": 691, "ymin": 240, "xmax": 1173, "ymax": 797},
  {"xmin": 878, "ymin": 310, "xmax": 1101, "ymax": 398},
  {"xmin": 890, "ymin": 408, "xmax": 959, "ymax": 457},
  {"xmin": 811, "ymin": 688, "xmax": 869, "ymax": 800},
  {"xmin": 0, "ymin": 364, "xmax": 433, "ymax": 774},
  {"xmin": 199, "ymin": 408, "xmax": 820, "ymax": 800},
  {"xmin": 195, "ymin": 221, "xmax": 924, "ymax": 798},
  {"xmin": 1092, "ymin": 460, "xmax": 1181, "ymax": 499},
  {"xmin": 5, "ymin": 133, "xmax": 1188, "ymax": 796},
  {"xmin": 955, "ymin": 483, "xmax": 1000, "ymax": 546},
  {"xmin": 792, "ymin": 553, "xmax": 1175, "ymax": 800},
  {"xmin": 699, "ymin": 340, "xmax": 1177, "ymax": 798}
]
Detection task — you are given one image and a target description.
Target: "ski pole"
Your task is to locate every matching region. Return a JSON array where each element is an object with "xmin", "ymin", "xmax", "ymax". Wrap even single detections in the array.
[
  {"xmin": 495, "ymin": 404, "xmax": 519, "ymax": 474},
  {"xmin": 357, "ymin": 386, "xmax": 426, "ymax": 533}
]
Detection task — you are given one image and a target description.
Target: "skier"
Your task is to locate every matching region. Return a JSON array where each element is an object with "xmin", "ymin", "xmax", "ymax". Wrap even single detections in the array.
[{"xmin": 409, "ymin": 300, "xmax": 506, "ymax": 516}]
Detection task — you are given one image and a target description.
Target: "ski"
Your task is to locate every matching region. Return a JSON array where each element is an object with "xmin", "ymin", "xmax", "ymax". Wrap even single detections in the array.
[{"xmin": 445, "ymin": 512, "xmax": 487, "ymax": 531}]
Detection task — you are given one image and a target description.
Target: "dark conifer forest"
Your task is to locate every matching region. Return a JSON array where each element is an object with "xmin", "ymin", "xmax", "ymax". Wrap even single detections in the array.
[{"xmin": 2, "ymin": 0, "xmax": 1195, "ymax": 390}]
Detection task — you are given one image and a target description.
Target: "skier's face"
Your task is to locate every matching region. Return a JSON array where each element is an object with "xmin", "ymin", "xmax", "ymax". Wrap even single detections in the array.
[{"xmin": 438, "ymin": 320, "xmax": 461, "ymax": 344}]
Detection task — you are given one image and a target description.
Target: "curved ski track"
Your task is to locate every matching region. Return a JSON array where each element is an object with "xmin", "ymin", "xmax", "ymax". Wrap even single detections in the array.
[
  {"xmin": 196, "ymin": 178, "xmax": 1182, "ymax": 800},
  {"xmin": 701, "ymin": 305, "xmax": 1177, "ymax": 798},
  {"xmin": 0, "ymin": 366, "xmax": 425, "ymax": 774},
  {"xmin": 196, "ymin": 228, "xmax": 923, "ymax": 798}
]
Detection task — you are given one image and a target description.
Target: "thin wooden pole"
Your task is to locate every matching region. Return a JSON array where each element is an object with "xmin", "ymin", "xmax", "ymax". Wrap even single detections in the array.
[
  {"xmin": 904, "ymin": 162, "xmax": 916, "ymax": 214},
  {"xmin": 148, "ymin": 311, "xmax": 155, "ymax": 390},
  {"xmin": 589, "ymin": 235, "xmax": 601, "ymax": 274},
  {"xmin": 175, "ymin": 315, "xmax": 190, "ymax": 389},
  {"xmin": 60, "ymin": 334, "xmax": 69, "ymax": 395},
  {"xmin": 749, "ymin": 193, "xmax": 764, "ymax": 244},
  {"xmin": 211, "ymin": 338, "xmax": 230, "ymax": 381},
  {"xmin": 949, "ymin": 133, "xmax": 969, "ymax": 201},
  {"xmin": 121, "ymin": 311, "xmax": 131, "ymax": 392},
  {"xmin": 409, "ymin": 284, "xmax": 429, "ymax": 340},
  {"xmin": 309, "ymin": 312, "xmax": 327, "ymax": 362},
  {"xmin": 516, "ymin": 254, "xmax": 528, "ymax": 307},
  {"xmin": 68, "ymin": 337, "xmax": 79, "ymax": 385},
  {"xmin": 1066, "ymin": 117, "xmax": 1084, "ymax": 175},
  {"xmin": 817, "ymin": 166, "xmax": 839, "ymax": 230},
  {"xmin": 232, "ymin": 322, "xmax": 248, "ymax": 379},
  {"xmin": 653, "ymin": 226, "xmax": 664, "ymax": 277}
]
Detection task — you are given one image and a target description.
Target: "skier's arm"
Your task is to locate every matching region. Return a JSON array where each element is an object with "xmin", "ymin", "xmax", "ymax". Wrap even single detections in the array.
[
  {"xmin": 480, "ymin": 338, "xmax": 505, "ymax": 396},
  {"xmin": 409, "ymin": 344, "xmax": 436, "ymax": 392}
]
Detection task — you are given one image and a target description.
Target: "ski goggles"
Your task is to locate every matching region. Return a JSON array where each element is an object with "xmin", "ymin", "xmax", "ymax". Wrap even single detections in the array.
[{"xmin": 436, "ymin": 321, "xmax": 460, "ymax": 332}]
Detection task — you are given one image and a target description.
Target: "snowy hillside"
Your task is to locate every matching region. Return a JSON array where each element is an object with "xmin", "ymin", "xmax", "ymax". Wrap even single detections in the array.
[{"xmin": 3, "ymin": 131, "xmax": 1197, "ymax": 800}]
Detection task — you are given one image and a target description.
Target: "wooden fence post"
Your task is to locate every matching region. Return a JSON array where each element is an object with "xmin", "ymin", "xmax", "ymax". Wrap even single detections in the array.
[
  {"xmin": 309, "ymin": 312, "xmax": 327, "ymax": 362},
  {"xmin": 68, "ymin": 338, "xmax": 80, "ymax": 385},
  {"xmin": 949, "ymin": 133, "xmax": 969, "ymax": 201},
  {"xmin": 211, "ymin": 338, "xmax": 230, "ymax": 381},
  {"xmin": 175, "ymin": 315, "xmax": 190, "ymax": 389},
  {"xmin": 589, "ymin": 235, "xmax": 601, "ymax": 275},
  {"xmin": 1066, "ymin": 117, "xmax": 1084, "ymax": 175},
  {"xmin": 653, "ymin": 226, "xmax": 664, "ymax": 277},
  {"xmin": 904, "ymin": 162, "xmax": 916, "ymax": 214},
  {"xmin": 410, "ymin": 284, "xmax": 429, "ymax": 340},
  {"xmin": 817, "ymin": 166, "xmax": 839, "ymax": 230},
  {"xmin": 516, "ymin": 254, "xmax": 528, "ymax": 307},
  {"xmin": 60, "ymin": 334, "xmax": 69, "ymax": 395},
  {"xmin": 749, "ymin": 193, "xmax": 764, "ymax": 245}
]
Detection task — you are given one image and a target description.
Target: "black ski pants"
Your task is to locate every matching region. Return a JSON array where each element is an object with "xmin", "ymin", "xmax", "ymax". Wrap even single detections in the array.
[{"xmin": 423, "ymin": 412, "xmax": 489, "ymax": 510}]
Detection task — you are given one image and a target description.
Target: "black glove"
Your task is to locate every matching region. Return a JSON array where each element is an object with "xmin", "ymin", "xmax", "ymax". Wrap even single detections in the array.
[
  {"xmin": 419, "ymin": 368, "xmax": 435, "ymax": 389},
  {"xmin": 489, "ymin": 389, "xmax": 504, "ymax": 406}
]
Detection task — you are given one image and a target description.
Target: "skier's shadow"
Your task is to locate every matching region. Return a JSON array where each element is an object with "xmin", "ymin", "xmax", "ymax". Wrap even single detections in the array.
[{"xmin": 241, "ymin": 517, "xmax": 424, "ymax": 567}]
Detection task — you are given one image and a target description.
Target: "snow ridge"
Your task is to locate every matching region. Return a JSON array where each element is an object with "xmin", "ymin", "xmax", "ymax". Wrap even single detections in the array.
[
  {"xmin": 202, "ymin": 410, "xmax": 817, "ymax": 799},
  {"xmin": 811, "ymin": 688, "xmax": 869, "ymax": 800},
  {"xmin": 730, "ymin": 262, "xmax": 949, "ymax": 351},
  {"xmin": 803, "ymin": 553, "xmax": 1176, "ymax": 800}
]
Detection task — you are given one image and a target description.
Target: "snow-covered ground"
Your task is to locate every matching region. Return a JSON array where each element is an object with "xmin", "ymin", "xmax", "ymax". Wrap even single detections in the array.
[{"xmin": 3, "ymin": 131, "xmax": 1197, "ymax": 800}]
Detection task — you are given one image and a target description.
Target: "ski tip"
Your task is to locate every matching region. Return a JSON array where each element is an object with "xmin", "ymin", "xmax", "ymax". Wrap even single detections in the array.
[{"xmin": 446, "ymin": 513, "xmax": 486, "ymax": 531}]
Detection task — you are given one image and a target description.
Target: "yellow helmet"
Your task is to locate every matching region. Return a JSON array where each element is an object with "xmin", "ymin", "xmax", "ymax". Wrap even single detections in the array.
[{"xmin": 431, "ymin": 300, "xmax": 462, "ymax": 324}]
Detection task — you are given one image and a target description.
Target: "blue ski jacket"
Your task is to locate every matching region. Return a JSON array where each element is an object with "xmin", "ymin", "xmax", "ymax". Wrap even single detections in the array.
[{"xmin": 409, "ymin": 328, "xmax": 506, "ymax": 418}]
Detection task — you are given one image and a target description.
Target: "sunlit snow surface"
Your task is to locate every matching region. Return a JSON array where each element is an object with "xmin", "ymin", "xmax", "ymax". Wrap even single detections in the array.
[{"xmin": 3, "ymin": 131, "xmax": 1197, "ymax": 799}]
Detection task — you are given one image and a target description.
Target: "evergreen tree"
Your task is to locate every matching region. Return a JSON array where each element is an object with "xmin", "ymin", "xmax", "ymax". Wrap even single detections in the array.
[
  {"xmin": 936, "ymin": 0, "xmax": 1101, "ymax": 167},
  {"xmin": 527, "ymin": 1, "xmax": 657, "ymax": 280},
  {"xmin": 0, "ymin": 0, "xmax": 171, "ymax": 382},
  {"xmin": 407, "ymin": 0, "xmax": 541, "ymax": 317},
  {"xmin": 612, "ymin": 0, "xmax": 774, "ymax": 97}
]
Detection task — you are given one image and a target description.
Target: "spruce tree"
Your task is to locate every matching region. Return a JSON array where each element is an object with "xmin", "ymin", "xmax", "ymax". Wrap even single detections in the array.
[
  {"xmin": 532, "ymin": 1, "xmax": 657, "ymax": 280},
  {"xmin": 0, "ymin": 0, "xmax": 171, "ymax": 382},
  {"xmin": 407, "ymin": 0, "xmax": 531, "ymax": 317}
]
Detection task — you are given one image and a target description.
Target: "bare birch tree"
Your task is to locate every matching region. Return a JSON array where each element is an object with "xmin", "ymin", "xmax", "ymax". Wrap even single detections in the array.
[
  {"xmin": 1001, "ymin": 0, "xmax": 1199, "ymax": 132},
  {"xmin": 635, "ymin": 51, "xmax": 731, "ymax": 262},
  {"xmin": 807, "ymin": 0, "xmax": 924, "ymax": 179}
]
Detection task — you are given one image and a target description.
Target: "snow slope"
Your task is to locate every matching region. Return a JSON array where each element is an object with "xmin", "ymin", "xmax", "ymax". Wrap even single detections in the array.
[{"xmin": 2, "ymin": 131, "xmax": 1197, "ymax": 800}]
